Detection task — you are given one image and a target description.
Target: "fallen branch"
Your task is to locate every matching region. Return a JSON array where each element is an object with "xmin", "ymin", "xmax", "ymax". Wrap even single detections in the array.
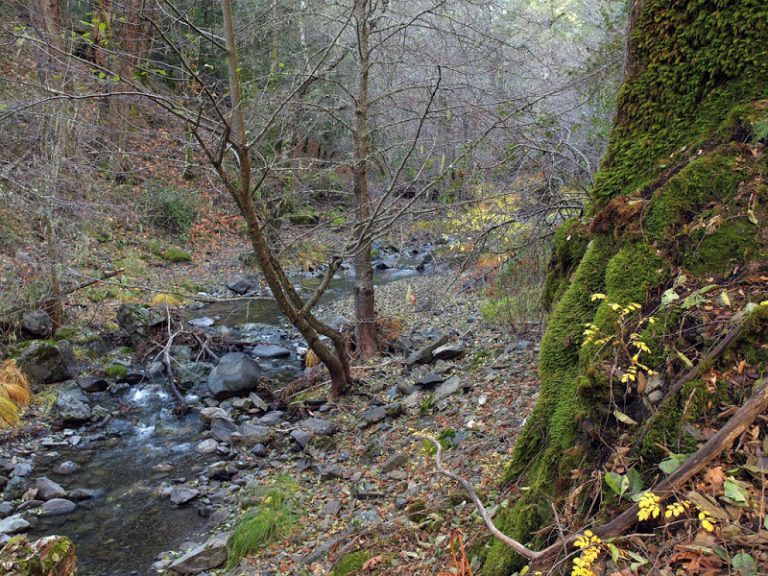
[
  {"xmin": 418, "ymin": 377, "xmax": 768, "ymax": 569},
  {"xmin": 158, "ymin": 312, "xmax": 189, "ymax": 416}
]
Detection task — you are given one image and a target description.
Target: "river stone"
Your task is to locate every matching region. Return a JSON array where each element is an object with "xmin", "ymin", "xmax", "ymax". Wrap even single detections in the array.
[
  {"xmin": 168, "ymin": 533, "xmax": 228, "ymax": 574},
  {"xmin": 210, "ymin": 418, "xmax": 237, "ymax": 443},
  {"xmin": 76, "ymin": 376, "xmax": 109, "ymax": 393},
  {"xmin": 298, "ymin": 417, "xmax": 335, "ymax": 436},
  {"xmin": 251, "ymin": 344, "xmax": 291, "ymax": 359},
  {"xmin": 169, "ymin": 486, "xmax": 199, "ymax": 506},
  {"xmin": 0, "ymin": 501, "xmax": 13, "ymax": 517},
  {"xmin": 22, "ymin": 311, "xmax": 53, "ymax": 338},
  {"xmin": 230, "ymin": 423, "xmax": 271, "ymax": 447},
  {"xmin": 199, "ymin": 406, "xmax": 230, "ymax": 424},
  {"xmin": 195, "ymin": 439, "xmax": 219, "ymax": 455},
  {"xmin": 53, "ymin": 461, "xmax": 79, "ymax": 475},
  {"xmin": 188, "ymin": 316, "xmax": 215, "ymax": 328},
  {"xmin": 3, "ymin": 476, "xmax": 28, "ymax": 501},
  {"xmin": 432, "ymin": 343, "xmax": 466, "ymax": 361},
  {"xmin": 11, "ymin": 459, "xmax": 32, "ymax": 477},
  {"xmin": 17, "ymin": 340, "xmax": 77, "ymax": 384},
  {"xmin": 0, "ymin": 514, "xmax": 31, "ymax": 534},
  {"xmin": 40, "ymin": 498, "xmax": 76, "ymax": 516},
  {"xmin": 0, "ymin": 535, "xmax": 76, "ymax": 575},
  {"xmin": 68, "ymin": 488, "xmax": 100, "ymax": 501},
  {"xmin": 34, "ymin": 477, "xmax": 66, "ymax": 501},
  {"xmin": 54, "ymin": 387, "xmax": 92, "ymax": 423},
  {"xmin": 207, "ymin": 353, "xmax": 264, "ymax": 400},
  {"xmin": 257, "ymin": 410, "xmax": 286, "ymax": 427},
  {"xmin": 434, "ymin": 376, "xmax": 463, "ymax": 401}
]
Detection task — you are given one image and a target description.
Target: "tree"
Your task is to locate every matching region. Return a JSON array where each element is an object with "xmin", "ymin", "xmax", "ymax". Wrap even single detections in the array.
[{"xmin": 484, "ymin": 1, "xmax": 768, "ymax": 574}]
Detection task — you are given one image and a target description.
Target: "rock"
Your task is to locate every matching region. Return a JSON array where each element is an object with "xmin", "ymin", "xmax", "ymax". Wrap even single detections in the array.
[
  {"xmin": 434, "ymin": 376, "xmax": 463, "ymax": 401},
  {"xmin": 15, "ymin": 500, "xmax": 42, "ymax": 512},
  {"xmin": 210, "ymin": 418, "xmax": 237, "ymax": 443},
  {"xmin": 53, "ymin": 462, "xmax": 78, "ymax": 478},
  {"xmin": 290, "ymin": 430, "xmax": 311, "ymax": 449},
  {"xmin": 0, "ymin": 458, "xmax": 14, "ymax": 475},
  {"xmin": 188, "ymin": 316, "xmax": 215, "ymax": 328},
  {"xmin": 0, "ymin": 501, "xmax": 13, "ymax": 517},
  {"xmin": 250, "ymin": 443, "xmax": 266, "ymax": 457},
  {"xmin": 251, "ymin": 344, "xmax": 291, "ymax": 359},
  {"xmin": 117, "ymin": 303, "xmax": 164, "ymax": 337},
  {"xmin": 199, "ymin": 407, "xmax": 230, "ymax": 424},
  {"xmin": 206, "ymin": 462, "xmax": 237, "ymax": 482},
  {"xmin": 11, "ymin": 459, "xmax": 32, "ymax": 478},
  {"xmin": 230, "ymin": 423, "xmax": 271, "ymax": 447},
  {"xmin": 40, "ymin": 498, "xmax": 76, "ymax": 516},
  {"xmin": 404, "ymin": 334, "xmax": 451, "ymax": 366},
  {"xmin": 317, "ymin": 464, "xmax": 343, "ymax": 481},
  {"xmin": 359, "ymin": 405, "xmax": 387, "ymax": 427},
  {"xmin": 382, "ymin": 452, "xmax": 409, "ymax": 473},
  {"xmin": 176, "ymin": 362, "xmax": 214, "ymax": 387},
  {"xmin": 0, "ymin": 535, "xmax": 76, "ymax": 575},
  {"xmin": 17, "ymin": 341, "xmax": 77, "ymax": 384},
  {"xmin": 34, "ymin": 478, "xmax": 66, "ymax": 501},
  {"xmin": 76, "ymin": 377, "xmax": 109, "ymax": 393},
  {"xmin": 68, "ymin": 488, "xmax": 100, "ymax": 501},
  {"xmin": 206, "ymin": 353, "xmax": 264, "ymax": 400},
  {"xmin": 3, "ymin": 477, "xmax": 28, "ymax": 501},
  {"xmin": 298, "ymin": 417, "xmax": 335, "ymax": 436},
  {"xmin": 322, "ymin": 499, "xmax": 342, "ymax": 517},
  {"xmin": 54, "ymin": 387, "xmax": 92, "ymax": 423},
  {"xmin": 0, "ymin": 514, "xmax": 31, "ymax": 534},
  {"xmin": 248, "ymin": 393, "xmax": 268, "ymax": 412},
  {"xmin": 647, "ymin": 390, "xmax": 664, "ymax": 404},
  {"xmin": 432, "ymin": 343, "xmax": 466, "ymax": 361},
  {"xmin": 195, "ymin": 439, "xmax": 219, "ymax": 455},
  {"xmin": 22, "ymin": 311, "xmax": 53, "ymax": 338},
  {"xmin": 168, "ymin": 533, "xmax": 228, "ymax": 574},
  {"xmin": 416, "ymin": 372, "xmax": 445, "ymax": 387},
  {"xmin": 226, "ymin": 277, "xmax": 256, "ymax": 295},
  {"xmin": 257, "ymin": 411, "xmax": 286, "ymax": 427},
  {"xmin": 170, "ymin": 486, "xmax": 199, "ymax": 506}
]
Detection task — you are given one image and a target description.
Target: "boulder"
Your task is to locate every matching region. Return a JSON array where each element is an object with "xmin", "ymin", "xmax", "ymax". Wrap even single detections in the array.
[
  {"xmin": 3, "ymin": 477, "xmax": 29, "ymax": 501},
  {"xmin": 206, "ymin": 353, "xmax": 264, "ymax": 400},
  {"xmin": 210, "ymin": 418, "xmax": 237, "ymax": 443},
  {"xmin": 230, "ymin": 423, "xmax": 271, "ymax": 447},
  {"xmin": 0, "ymin": 535, "xmax": 76, "ymax": 575},
  {"xmin": 33, "ymin": 478, "xmax": 66, "ymax": 501},
  {"xmin": 168, "ymin": 533, "xmax": 228, "ymax": 574},
  {"xmin": 116, "ymin": 303, "xmax": 164, "ymax": 340},
  {"xmin": 226, "ymin": 277, "xmax": 256, "ymax": 295},
  {"xmin": 22, "ymin": 311, "xmax": 53, "ymax": 338},
  {"xmin": 17, "ymin": 341, "xmax": 76, "ymax": 384},
  {"xmin": 40, "ymin": 498, "xmax": 76, "ymax": 516},
  {"xmin": 251, "ymin": 344, "xmax": 291, "ymax": 359},
  {"xmin": 54, "ymin": 387, "xmax": 92, "ymax": 423},
  {"xmin": 169, "ymin": 486, "xmax": 199, "ymax": 506},
  {"xmin": 76, "ymin": 377, "xmax": 109, "ymax": 393},
  {"xmin": 52, "ymin": 461, "xmax": 79, "ymax": 476},
  {"xmin": 0, "ymin": 515, "xmax": 31, "ymax": 535}
]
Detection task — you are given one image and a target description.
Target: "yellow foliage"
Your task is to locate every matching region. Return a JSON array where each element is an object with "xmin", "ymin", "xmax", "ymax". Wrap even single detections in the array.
[
  {"xmin": 150, "ymin": 293, "xmax": 187, "ymax": 307},
  {"xmin": 304, "ymin": 349, "xmax": 319, "ymax": 368},
  {"xmin": 0, "ymin": 360, "xmax": 31, "ymax": 427}
]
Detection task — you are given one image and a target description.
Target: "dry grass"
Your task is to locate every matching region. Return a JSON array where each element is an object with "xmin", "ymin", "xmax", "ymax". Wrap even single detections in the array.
[{"xmin": 0, "ymin": 359, "xmax": 31, "ymax": 427}]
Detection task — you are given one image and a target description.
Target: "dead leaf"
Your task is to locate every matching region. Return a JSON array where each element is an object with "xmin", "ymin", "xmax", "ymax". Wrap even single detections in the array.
[{"xmin": 362, "ymin": 555, "xmax": 384, "ymax": 570}]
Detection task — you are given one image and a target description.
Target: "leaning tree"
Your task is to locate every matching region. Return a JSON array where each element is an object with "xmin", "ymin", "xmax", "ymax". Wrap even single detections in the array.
[{"xmin": 484, "ymin": 0, "xmax": 768, "ymax": 573}]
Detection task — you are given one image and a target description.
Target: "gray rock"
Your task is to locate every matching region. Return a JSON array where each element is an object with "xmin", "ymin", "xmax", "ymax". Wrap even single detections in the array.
[
  {"xmin": 54, "ymin": 387, "xmax": 92, "ymax": 423},
  {"xmin": 76, "ymin": 377, "xmax": 109, "ymax": 393},
  {"xmin": 0, "ymin": 458, "xmax": 13, "ymax": 475},
  {"xmin": 18, "ymin": 340, "xmax": 77, "ymax": 384},
  {"xmin": 0, "ymin": 502, "xmax": 13, "ymax": 517},
  {"xmin": 10, "ymin": 459, "xmax": 32, "ymax": 477},
  {"xmin": 195, "ymin": 439, "xmax": 219, "ymax": 455},
  {"xmin": 434, "ymin": 376, "xmax": 463, "ymax": 401},
  {"xmin": 416, "ymin": 372, "xmax": 445, "ymax": 387},
  {"xmin": 207, "ymin": 353, "xmax": 264, "ymax": 400},
  {"xmin": 116, "ymin": 303, "xmax": 164, "ymax": 340},
  {"xmin": 40, "ymin": 498, "xmax": 76, "ymax": 516},
  {"xmin": 188, "ymin": 317, "xmax": 215, "ymax": 328},
  {"xmin": 298, "ymin": 417, "xmax": 335, "ymax": 436},
  {"xmin": 251, "ymin": 344, "xmax": 291, "ymax": 359},
  {"xmin": 199, "ymin": 407, "xmax": 230, "ymax": 424},
  {"xmin": 432, "ymin": 343, "xmax": 466, "ymax": 361},
  {"xmin": 317, "ymin": 464, "xmax": 343, "ymax": 481},
  {"xmin": 382, "ymin": 453, "xmax": 408, "ymax": 473},
  {"xmin": 34, "ymin": 477, "xmax": 66, "ymax": 501},
  {"xmin": 250, "ymin": 444, "xmax": 266, "ymax": 457},
  {"xmin": 168, "ymin": 533, "xmax": 228, "ymax": 574},
  {"xmin": 210, "ymin": 418, "xmax": 237, "ymax": 443},
  {"xmin": 226, "ymin": 277, "xmax": 256, "ymax": 295},
  {"xmin": 3, "ymin": 477, "xmax": 28, "ymax": 501},
  {"xmin": 170, "ymin": 486, "xmax": 199, "ymax": 506},
  {"xmin": 257, "ymin": 411, "xmax": 286, "ymax": 427},
  {"xmin": 0, "ymin": 515, "xmax": 31, "ymax": 534},
  {"xmin": 647, "ymin": 390, "xmax": 664, "ymax": 404},
  {"xmin": 68, "ymin": 488, "xmax": 100, "ymax": 501},
  {"xmin": 230, "ymin": 423, "xmax": 271, "ymax": 447},
  {"xmin": 359, "ymin": 405, "xmax": 387, "ymax": 427},
  {"xmin": 22, "ymin": 311, "xmax": 52, "ymax": 338},
  {"xmin": 53, "ymin": 461, "xmax": 79, "ymax": 476},
  {"xmin": 290, "ymin": 430, "xmax": 311, "ymax": 449},
  {"xmin": 177, "ymin": 362, "xmax": 214, "ymax": 386},
  {"xmin": 322, "ymin": 499, "xmax": 342, "ymax": 517},
  {"xmin": 404, "ymin": 334, "xmax": 451, "ymax": 366}
]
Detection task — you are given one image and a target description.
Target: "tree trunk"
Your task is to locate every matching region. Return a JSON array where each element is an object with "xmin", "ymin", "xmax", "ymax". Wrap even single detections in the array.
[
  {"xmin": 485, "ymin": 2, "xmax": 768, "ymax": 574},
  {"xmin": 352, "ymin": 0, "xmax": 377, "ymax": 358}
]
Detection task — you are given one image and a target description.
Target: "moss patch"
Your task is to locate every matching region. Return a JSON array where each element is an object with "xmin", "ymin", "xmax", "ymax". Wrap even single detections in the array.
[
  {"xmin": 160, "ymin": 248, "xmax": 193, "ymax": 263},
  {"xmin": 329, "ymin": 550, "xmax": 376, "ymax": 576}
]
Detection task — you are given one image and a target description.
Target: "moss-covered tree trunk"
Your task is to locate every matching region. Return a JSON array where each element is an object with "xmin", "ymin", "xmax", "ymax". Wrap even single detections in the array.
[{"xmin": 486, "ymin": 1, "xmax": 768, "ymax": 573}]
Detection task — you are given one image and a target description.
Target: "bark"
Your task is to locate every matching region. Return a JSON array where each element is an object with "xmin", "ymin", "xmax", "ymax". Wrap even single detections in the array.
[{"xmin": 352, "ymin": 0, "xmax": 377, "ymax": 358}]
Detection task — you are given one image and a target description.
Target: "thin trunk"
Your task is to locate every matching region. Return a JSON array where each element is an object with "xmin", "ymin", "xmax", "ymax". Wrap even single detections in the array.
[{"xmin": 352, "ymin": 0, "xmax": 377, "ymax": 358}]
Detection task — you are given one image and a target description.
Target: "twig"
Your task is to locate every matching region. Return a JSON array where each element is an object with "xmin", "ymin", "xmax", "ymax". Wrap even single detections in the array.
[{"xmin": 160, "ymin": 311, "xmax": 189, "ymax": 416}]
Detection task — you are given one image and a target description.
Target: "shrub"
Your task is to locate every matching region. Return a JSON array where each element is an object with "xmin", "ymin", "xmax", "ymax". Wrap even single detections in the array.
[
  {"xmin": 0, "ymin": 360, "xmax": 31, "ymax": 427},
  {"xmin": 143, "ymin": 182, "xmax": 199, "ymax": 236}
]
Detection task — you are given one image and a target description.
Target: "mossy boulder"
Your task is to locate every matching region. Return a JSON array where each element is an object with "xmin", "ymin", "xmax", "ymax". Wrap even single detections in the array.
[
  {"xmin": 17, "ymin": 341, "xmax": 77, "ymax": 385},
  {"xmin": 0, "ymin": 535, "xmax": 76, "ymax": 576}
]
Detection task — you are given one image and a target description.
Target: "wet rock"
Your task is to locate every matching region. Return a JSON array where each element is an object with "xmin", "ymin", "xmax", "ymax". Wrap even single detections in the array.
[
  {"xmin": 0, "ymin": 535, "xmax": 76, "ymax": 575},
  {"xmin": 188, "ymin": 316, "xmax": 215, "ymax": 328},
  {"xmin": 18, "ymin": 340, "xmax": 77, "ymax": 384},
  {"xmin": 170, "ymin": 486, "xmax": 199, "ymax": 506},
  {"xmin": 210, "ymin": 418, "xmax": 237, "ymax": 443},
  {"xmin": 168, "ymin": 533, "xmax": 228, "ymax": 574},
  {"xmin": 206, "ymin": 462, "xmax": 237, "ymax": 482},
  {"xmin": 404, "ymin": 334, "xmax": 451, "ymax": 366},
  {"xmin": 176, "ymin": 362, "xmax": 214, "ymax": 387},
  {"xmin": 3, "ymin": 477, "xmax": 28, "ymax": 501},
  {"xmin": 0, "ymin": 514, "xmax": 31, "ymax": 534},
  {"xmin": 52, "ymin": 461, "xmax": 79, "ymax": 476},
  {"xmin": 230, "ymin": 423, "xmax": 271, "ymax": 447},
  {"xmin": 34, "ymin": 478, "xmax": 66, "ymax": 501},
  {"xmin": 0, "ymin": 502, "xmax": 13, "ymax": 517},
  {"xmin": 117, "ymin": 303, "xmax": 164, "ymax": 340},
  {"xmin": 434, "ymin": 376, "xmax": 464, "ymax": 401},
  {"xmin": 11, "ymin": 459, "xmax": 32, "ymax": 478},
  {"xmin": 298, "ymin": 417, "xmax": 335, "ymax": 436},
  {"xmin": 251, "ymin": 344, "xmax": 291, "ymax": 359},
  {"xmin": 40, "ymin": 498, "xmax": 76, "ymax": 516},
  {"xmin": 16, "ymin": 500, "xmax": 43, "ymax": 512},
  {"xmin": 195, "ymin": 439, "xmax": 219, "ymax": 455},
  {"xmin": 22, "ymin": 311, "xmax": 53, "ymax": 338},
  {"xmin": 207, "ymin": 353, "xmax": 264, "ymax": 400},
  {"xmin": 76, "ymin": 377, "xmax": 109, "ymax": 393},
  {"xmin": 54, "ymin": 387, "xmax": 92, "ymax": 423},
  {"xmin": 68, "ymin": 488, "xmax": 100, "ymax": 501},
  {"xmin": 432, "ymin": 343, "xmax": 466, "ymax": 361}
]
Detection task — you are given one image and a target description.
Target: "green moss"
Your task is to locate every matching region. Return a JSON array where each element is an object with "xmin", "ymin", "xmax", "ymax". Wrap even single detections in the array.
[
  {"xmin": 288, "ymin": 207, "xmax": 320, "ymax": 225},
  {"xmin": 160, "ymin": 248, "xmax": 193, "ymax": 263},
  {"xmin": 483, "ymin": 504, "xmax": 544, "ymax": 576},
  {"xmin": 104, "ymin": 364, "xmax": 128, "ymax": 378},
  {"xmin": 52, "ymin": 325, "xmax": 79, "ymax": 342},
  {"xmin": 542, "ymin": 218, "xmax": 590, "ymax": 311},
  {"xmin": 329, "ymin": 551, "xmax": 375, "ymax": 576},
  {"xmin": 682, "ymin": 217, "xmax": 761, "ymax": 275}
]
